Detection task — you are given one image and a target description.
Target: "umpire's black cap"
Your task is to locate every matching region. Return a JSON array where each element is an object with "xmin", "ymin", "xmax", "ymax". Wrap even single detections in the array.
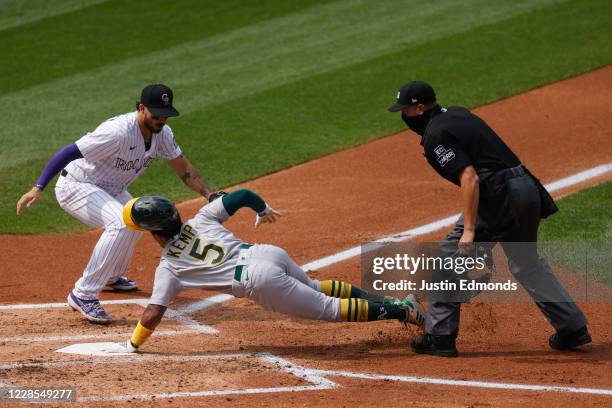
[
  {"xmin": 140, "ymin": 84, "xmax": 180, "ymax": 117},
  {"xmin": 388, "ymin": 81, "xmax": 436, "ymax": 112}
]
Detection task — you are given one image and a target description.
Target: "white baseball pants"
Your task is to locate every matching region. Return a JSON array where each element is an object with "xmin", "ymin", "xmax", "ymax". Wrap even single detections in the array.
[{"xmin": 55, "ymin": 175, "xmax": 142, "ymax": 300}]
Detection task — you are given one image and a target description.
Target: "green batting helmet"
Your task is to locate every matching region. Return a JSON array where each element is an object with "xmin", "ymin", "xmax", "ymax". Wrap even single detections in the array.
[{"xmin": 123, "ymin": 196, "xmax": 180, "ymax": 232}]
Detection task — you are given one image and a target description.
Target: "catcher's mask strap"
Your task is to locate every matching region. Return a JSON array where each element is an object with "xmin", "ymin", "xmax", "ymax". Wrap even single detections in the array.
[{"xmin": 122, "ymin": 197, "xmax": 145, "ymax": 231}]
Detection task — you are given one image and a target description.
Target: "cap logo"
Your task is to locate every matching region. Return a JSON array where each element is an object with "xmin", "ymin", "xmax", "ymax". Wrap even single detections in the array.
[
  {"xmin": 411, "ymin": 98, "xmax": 418, "ymax": 103},
  {"xmin": 161, "ymin": 93, "xmax": 170, "ymax": 106}
]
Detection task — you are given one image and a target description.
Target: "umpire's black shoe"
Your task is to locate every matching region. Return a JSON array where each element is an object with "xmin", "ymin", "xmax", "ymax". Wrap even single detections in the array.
[
  {"xmin": 549, "ymin": 326, "xmax": 592, "ymax": 350},
  {"xmin": 411, "ymin": 333, "xmax": 458, "ymax": 357}
]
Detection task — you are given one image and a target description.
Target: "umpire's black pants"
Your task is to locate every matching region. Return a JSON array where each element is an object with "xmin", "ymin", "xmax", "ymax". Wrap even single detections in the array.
[{"xmin": 425, "ymin": 173, "xmax": 588, "ymax": 336}]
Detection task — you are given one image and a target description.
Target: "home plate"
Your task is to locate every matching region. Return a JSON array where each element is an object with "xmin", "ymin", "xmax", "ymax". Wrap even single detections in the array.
[{"xmin": 56, "ymin": 342, "xmax": 134, "ymax": 356}]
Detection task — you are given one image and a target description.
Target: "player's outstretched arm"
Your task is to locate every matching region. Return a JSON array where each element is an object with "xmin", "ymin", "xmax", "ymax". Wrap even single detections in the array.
[
  {"xmin": 167, "ymin": 155, "xmax": 211, "ymax": 199},
  {"xmin": 16, "ymin": 143, "xmax": 83, "ymax": 214},
  {"xmin": 221, "ymin": 189, "xmax": 281, "ymax": 228},
  {"xmin": 123, "ymin": 304, "xmax": 167, "ymax": 353}
]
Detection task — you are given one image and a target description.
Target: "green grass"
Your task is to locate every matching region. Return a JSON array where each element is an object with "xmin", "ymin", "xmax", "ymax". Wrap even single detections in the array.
[
  {"xmin": 1, "ymin": 0, "xmax": 611, "ymax": 234},
  {"xmin": 539, "ymin": 181, "xmax": 612, "ymax": 287},
  {"xmin": 540, "ymin": 182, "xmax": 612, "ymax": 242},
  {"xmin": 0, "ymin": 0, "xmax": 333, "ymax": 94},
  {"xmin": 0, "ymin": 0, "xmax": 110, "ymax": 31}
]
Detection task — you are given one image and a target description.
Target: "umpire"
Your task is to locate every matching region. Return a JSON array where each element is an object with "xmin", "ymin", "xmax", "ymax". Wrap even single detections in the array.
[{"xmin": 388, "ymin": 81, "xmax": 590, "ymax": 357}]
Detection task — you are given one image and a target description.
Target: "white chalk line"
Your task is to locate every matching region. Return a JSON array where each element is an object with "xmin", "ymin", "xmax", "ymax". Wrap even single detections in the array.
[
  {"xmin": 2, "ymin": 352, "xmax": 610, "ymax": 400},
  {"xmin": 0, "ymin": 298, "xmax": 217, "ymax": 333},
  {"xmin": 78, "ymin": 353, "xmax": 337, "ymax": 402},
  {"xmin": 0, "ymin": 352, "xmax": 254, "ymax": 370},
  {"xmin": 175, "ymin": 294, "xmax": 235, "ymax": 314},
  {"xmin": 309, "ymin": 369, "xmax": 612, "ymax": 396},
  {"xmin": 78, "ymin": 384, "xmax": 331, "ymax": 402},
  {"xmin": 0, "ymin": 327, "xmax": 212, "ymax": 345},
  {"xmin": 0, "ymin": 298, "xmax": 217, "ymax": 342},
  {"xmin": 164, "ymin": 308, "xmax": 217, "ymax": 332},
  {"xmin": 0, "ymin": 298, "xmax": 148, "ymax": 310},
  {"xmin": 545, "ymin": 163, "xmax": 611, "ymax": 192},
  {"xmin": 0, "ymin": 352, "xmax": 337, "ymax": 402}
]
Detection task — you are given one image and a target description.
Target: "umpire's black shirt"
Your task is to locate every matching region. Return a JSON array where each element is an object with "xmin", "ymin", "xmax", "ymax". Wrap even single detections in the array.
[{"xmin": 406, "ymin": 106, "xmax": 520, "ymax": 186}]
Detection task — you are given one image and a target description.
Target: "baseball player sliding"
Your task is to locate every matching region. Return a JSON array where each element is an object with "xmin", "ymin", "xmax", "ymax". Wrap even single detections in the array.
[
  {"xmin": 16, "ymin": 84, "xmax": 211, "ymax": 324},
  {"xmin": 104, "ymin": 189, "xmax": 425, "ymax": 353}
]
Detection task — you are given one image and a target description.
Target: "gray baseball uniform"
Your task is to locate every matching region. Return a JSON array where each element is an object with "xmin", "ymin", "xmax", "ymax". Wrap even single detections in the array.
[{"xmin": 149, "ymin": 197, "xmax": 341, "ymax": 321}]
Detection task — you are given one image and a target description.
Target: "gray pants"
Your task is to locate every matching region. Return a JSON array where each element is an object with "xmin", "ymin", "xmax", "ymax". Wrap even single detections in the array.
[
  {"xmin": 232, "ymin": 244, "xmax": 341, "ymax": 322},
  {"xmin": 426, "ymin": 174, "xmax": 588, "ymax": 336}
]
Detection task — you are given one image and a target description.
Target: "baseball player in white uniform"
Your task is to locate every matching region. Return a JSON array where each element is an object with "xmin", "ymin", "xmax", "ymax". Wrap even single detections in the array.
[
  {"xmin": 102, "ymin": 189, "xmax": 425, "ymax": 353},
  {"xmin": 16, "ymin": 84, "xmax": 212, "ymax": 324}
]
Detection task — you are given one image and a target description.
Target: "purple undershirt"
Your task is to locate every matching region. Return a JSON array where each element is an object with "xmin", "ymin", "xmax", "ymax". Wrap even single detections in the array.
[{"xmin": 35, "ymin": 143, "xmax": 83, "ymax": 190}]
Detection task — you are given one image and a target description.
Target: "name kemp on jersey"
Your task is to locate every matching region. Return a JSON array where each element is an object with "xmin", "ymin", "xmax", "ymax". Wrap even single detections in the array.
[
  {"xmin": 165, "ymin": 224, "xmax": 198, "ymax": 258},
  {"xmin": 164, "ymin": 224, "xmax": 226, "ymax": 265}
]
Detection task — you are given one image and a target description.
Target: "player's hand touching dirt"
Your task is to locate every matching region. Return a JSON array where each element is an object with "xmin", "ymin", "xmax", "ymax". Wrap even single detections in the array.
[
  {"xmin": 100, "ymin": 341, "xmax": 138, "ymax": 354},
  {"xmin": 255, "ymin": 205, "xmax": 281, "ymax": 228},
  {"xmin": 16, "ymin": 187, "xmax": 43, "ymax": 214}
]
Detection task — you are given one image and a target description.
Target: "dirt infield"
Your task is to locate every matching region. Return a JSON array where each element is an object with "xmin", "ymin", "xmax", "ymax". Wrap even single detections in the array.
[{"xmin": 1, "ymin": 66, "xmax": 611, "ymax": 406}]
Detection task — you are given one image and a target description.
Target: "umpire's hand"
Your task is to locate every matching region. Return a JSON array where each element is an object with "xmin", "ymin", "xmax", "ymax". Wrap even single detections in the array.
[{"xmin": 458, "ymin": 229, "xmax": 475, "ymax": 255}]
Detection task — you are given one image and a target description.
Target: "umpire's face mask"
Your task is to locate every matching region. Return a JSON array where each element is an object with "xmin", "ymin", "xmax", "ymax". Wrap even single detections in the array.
[{"xmin": 401, "ymin": 105, "xmax": 440, "ymax": 136}]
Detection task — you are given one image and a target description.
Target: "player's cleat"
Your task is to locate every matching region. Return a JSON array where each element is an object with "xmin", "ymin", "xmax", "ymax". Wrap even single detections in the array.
[
  {"xmin": 104, "ymin": 277, "xmax": 138, "ymax": 292},
  {"xmin": 67, "ymin": 292, "xmax": 112, "ymax": 324},
  {"xmin": 410, "ymin": 333, "xmax": 458, "ymax": 357},
  {"xmin": 549, "ymin": 326, "xmax": 592, "ymax": 350},
  {"xmin": 382, "ymin": 295, "xmax": 400, "ymax": 304},
  {"xmin": 397, "ymin": 294, "xmax": 426, "ymax": 327}
]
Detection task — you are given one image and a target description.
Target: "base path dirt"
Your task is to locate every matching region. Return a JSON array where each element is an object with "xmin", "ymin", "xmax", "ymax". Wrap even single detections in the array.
[{"xmin": 0, "ymin": 66, "xmax": 611, "ymax": 407}]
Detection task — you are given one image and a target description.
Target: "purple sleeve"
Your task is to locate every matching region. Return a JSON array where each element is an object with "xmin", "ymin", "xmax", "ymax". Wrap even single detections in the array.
[{"xmin": 35, "ymin": 143, "xmax": 83, "ymax": 190}]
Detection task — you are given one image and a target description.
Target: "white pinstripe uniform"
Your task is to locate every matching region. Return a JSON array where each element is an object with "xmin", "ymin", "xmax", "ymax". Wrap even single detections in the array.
[
  {"xmin": 149, "ymin": 198, "xmax": 340, "ymax": 321},
  {"xmin": 55, "ymin": 111, "xmax": 182, "ymax": 300}
]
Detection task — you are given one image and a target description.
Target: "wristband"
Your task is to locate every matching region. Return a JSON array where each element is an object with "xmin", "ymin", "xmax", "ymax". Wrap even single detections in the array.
[
  {"xmin": 258, "ymin": 204, "xmax": 270, "ymax": 216},
  {"xmin": 130, "ymin": 321, "xmax": 154, "ymax": 347}
]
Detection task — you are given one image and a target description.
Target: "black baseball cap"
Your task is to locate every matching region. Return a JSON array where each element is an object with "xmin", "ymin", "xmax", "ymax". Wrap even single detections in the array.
[
  {"xmin": 387, "ymin": 81, "xmax": 436, "ymax": 112},
  {"xmin": 140, "ymin": 84, "xmax": 180, "ymax": 117}
]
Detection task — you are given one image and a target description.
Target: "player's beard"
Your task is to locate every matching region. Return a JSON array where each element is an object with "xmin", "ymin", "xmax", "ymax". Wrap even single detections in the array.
[{"xmin": 144, "ymin": 117, "xmax": 165, "ymax": 134}]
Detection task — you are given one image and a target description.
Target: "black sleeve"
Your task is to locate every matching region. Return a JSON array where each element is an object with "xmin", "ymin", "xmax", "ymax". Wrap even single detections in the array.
[{"xmin": 424, "ymin": 131, "xmax": 473, "ymax": 184}]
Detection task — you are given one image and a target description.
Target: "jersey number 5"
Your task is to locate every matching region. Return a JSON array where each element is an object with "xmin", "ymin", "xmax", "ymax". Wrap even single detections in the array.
[{"xmin": 189, "ymin": 238, "xmax": 225, "ymax": 264}]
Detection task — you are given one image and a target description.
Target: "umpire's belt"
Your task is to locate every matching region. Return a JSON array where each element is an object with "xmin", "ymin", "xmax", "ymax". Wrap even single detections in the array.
[
  {"xmin": 233, "ymin": 243, "xmax": 254, "ymax": 281},
  {"xmin": 480, "ymin": 164, "xmax": 525, "ymax": 188}
]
